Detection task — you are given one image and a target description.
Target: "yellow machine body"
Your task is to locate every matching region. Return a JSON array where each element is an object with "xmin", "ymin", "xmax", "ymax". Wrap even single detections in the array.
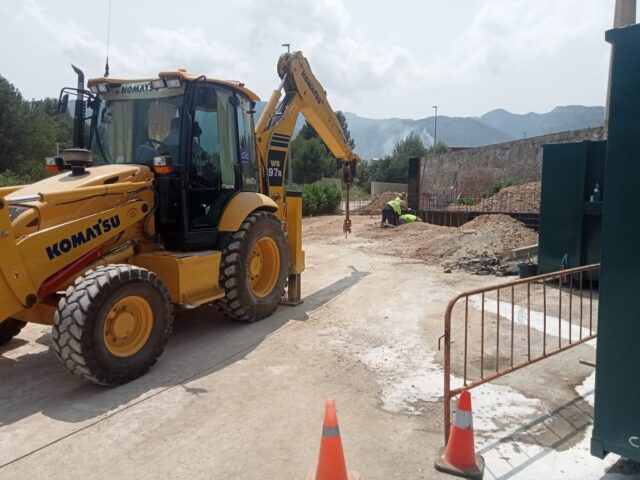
[{"xmin": 0, "ymin": 51, "xmax": 356, "ymax": 384}]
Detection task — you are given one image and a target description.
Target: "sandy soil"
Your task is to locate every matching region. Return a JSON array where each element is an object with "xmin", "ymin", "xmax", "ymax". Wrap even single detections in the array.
[{"xmin": 306, "ymin": 213, "xmax": 538, "ymax": 266}]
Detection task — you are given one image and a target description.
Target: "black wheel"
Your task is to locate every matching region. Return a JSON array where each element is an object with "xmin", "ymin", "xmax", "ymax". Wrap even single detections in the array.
[
  {"xmin": 52, "ymin": 265, "xmax": 173, "ymax": 386},
  {"xmin": 218, "ymin": 211, "xmax": 289, "ymax": 322},
  {"xmin": 0, "ymin": 318, "xmax": 27, "ymax": 346}
]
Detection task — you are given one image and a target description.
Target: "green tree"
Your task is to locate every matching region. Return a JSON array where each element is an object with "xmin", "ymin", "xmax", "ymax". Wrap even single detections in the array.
[
  {"xmin": 360, "ymin": 132, "xmax": 429, "ymax": 189},
  {"xmin": 291, "ymin": 110, "xmax": 356, "ymax": 183},
  {"xmin": 296, "ymin": 110, "xmax": 355, "ymax": 149},
  {"xmin": 335, "ymin": 111, "xmax": 355, "ymax": 149},
  {"xmin": 390, "ymin": 131, "xmax": 428, "ymax": 159},
  {"xmin": 427, "ymin": 140, "xmax": 448, "ymax": 154},
  {"xmin": 0, "ymin": 75, "xmax": 72, "ymax": 186},
  {"xmin": 290, "ymin": 136, "xmax": 334, "ymax": 183}
]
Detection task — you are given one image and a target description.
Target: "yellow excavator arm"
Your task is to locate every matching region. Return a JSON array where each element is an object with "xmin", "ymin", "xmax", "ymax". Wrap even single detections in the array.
[{"xmin": 254, "ymin": 51, "xmax": 361, "ymax": 235}]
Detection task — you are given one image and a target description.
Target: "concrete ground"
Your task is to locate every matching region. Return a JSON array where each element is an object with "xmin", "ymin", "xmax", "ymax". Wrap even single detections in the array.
[{"xmin": 1, "ymin": 215, "xmax": 638, "ymax": 479}]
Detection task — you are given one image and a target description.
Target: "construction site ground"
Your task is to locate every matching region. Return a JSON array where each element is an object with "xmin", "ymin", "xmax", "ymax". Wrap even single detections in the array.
[{"xmin": 1, "ymin": 215, "xmax": 638, "ymax": 480}]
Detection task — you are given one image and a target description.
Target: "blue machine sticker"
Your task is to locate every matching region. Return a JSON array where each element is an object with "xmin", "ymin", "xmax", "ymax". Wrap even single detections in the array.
[{"xmin": 240, "ymin": 148, "xmax": 250, "ymax": 166}]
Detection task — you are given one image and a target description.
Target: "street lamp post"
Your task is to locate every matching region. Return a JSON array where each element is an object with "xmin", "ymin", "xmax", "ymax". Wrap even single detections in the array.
[
  {"xmin": 282, "ymin": 43, "xmax": 291, "ymax": 54},
  {"xmin": 432, "ymin": 105, "xmax": 438, "ymax": 150}
]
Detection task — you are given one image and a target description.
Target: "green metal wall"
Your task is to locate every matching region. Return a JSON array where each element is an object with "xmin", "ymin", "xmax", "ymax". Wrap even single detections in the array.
[
  {"xmin": 538, "ymin": 141, "xmax": 605, "ymax": 276},
  {"xmin": 591, "ymin": 23, "xmax": 640, "ymax": 462}
]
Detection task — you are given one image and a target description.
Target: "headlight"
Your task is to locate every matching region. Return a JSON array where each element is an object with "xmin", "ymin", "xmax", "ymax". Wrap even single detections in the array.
[{"xmin": 8, "ymin": 205, "xmax": 30, "ymax": 221}]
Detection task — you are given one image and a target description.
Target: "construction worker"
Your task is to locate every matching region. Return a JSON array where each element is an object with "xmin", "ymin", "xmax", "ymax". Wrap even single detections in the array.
[
  {"xmin": 381, "ymin": 192, "xmax": 408, "ymax": 227},
  {"xmin": 381, "ymin": 196, "xmax": 401, "ymax": 226},
  {"xmin": 399, "ymin": 213, "xmax": 419, "ymax": 224}
]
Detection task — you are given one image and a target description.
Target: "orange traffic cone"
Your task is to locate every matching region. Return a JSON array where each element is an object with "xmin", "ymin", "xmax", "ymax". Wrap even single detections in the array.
[
  {"xmin": 306, "ymin": 399, "xmax": 360, "ymax": 480},
  {"xmin": 434, "ymin": 390, "xmax": 485, "ymax": 479}
]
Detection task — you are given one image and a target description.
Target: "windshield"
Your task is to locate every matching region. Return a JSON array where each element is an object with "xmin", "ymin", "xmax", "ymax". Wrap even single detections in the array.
[{"xmin": 91, "ymin": 91, "xmax": 184, "ymax": 166}]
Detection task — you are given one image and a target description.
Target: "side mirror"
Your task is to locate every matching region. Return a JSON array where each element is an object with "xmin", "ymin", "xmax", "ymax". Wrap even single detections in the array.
[
  {"xmin": 57, "ymin": 94, "xmax": 69, "ymax": 115},
  {"xmin": 153, "ymin": 156, "xmax": 174, "ymax": 174}
]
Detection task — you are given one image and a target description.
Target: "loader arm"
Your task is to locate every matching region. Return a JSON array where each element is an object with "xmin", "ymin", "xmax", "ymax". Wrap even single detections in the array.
[
  {"xmin": 254, "ymin": 51, "xmax": 361, "ymax": 221},
  {"xmin": 0, "ymin": 183, "xmax": 151, "ymax": 323}
]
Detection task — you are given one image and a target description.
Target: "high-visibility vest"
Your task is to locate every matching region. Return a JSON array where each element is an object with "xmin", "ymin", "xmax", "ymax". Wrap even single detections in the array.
[
  {"xmin": 386, "ymin": 199, "xmax": 401, "ymax": 215},
  {"xmin": 400, "ymin": 214, "xmax": 417, "ymax": 223}
]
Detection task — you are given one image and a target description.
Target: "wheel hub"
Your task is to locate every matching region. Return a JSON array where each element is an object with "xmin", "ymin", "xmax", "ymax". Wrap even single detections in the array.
[
  {"xmin": 248, "ymin": 236, "xmax": 280, "ymax": 298},
  {"xmin": 112, "ymin": 312, "xmax": 135, "ymax": 338},
  {"xmin": 249, "ymin": 253, "xmax": 263, "ymax": 278},
  {"xmin": 103, "ymin": 296, "xmax": 153, "ymax": 357}
]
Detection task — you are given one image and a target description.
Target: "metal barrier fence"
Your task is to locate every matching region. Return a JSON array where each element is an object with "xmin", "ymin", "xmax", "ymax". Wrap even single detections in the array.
[
  {"xmin": 421, "ymin": 191, "xmax": 540, "ymax": 229},
  {"xmin": 339, "ymin": 196, "xmax": 371, "ymax": 213},
  {"xmin": 421, "ymin": 192, "xmax": 540, "ymax": 213},
  {"xmin": 440, "ymin": 264, "xmax": 600, "ymax": 443}
]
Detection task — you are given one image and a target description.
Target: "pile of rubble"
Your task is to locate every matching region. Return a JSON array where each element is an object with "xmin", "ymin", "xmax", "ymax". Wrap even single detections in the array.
[
  {"xmin": 410, "ymin": 214, "xmax": 538, "ymax": 268},
  {"xmin": 479, "ymin": 182, "xmax": 541, "ymax": 213},
  {"xmin": 446, "ymin": 254, "xmax": 519, "ymax": 276}
]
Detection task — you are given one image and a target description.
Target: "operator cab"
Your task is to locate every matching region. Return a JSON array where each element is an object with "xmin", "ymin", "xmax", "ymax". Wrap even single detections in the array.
[{"xmin": 86, "ymin": 72, "xmax": 262, "ymax": 250}]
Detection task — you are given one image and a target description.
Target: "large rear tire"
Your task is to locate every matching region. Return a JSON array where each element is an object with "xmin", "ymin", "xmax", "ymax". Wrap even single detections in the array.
[
  {"xmin": 0, "ymin": 318, "xmax": 27, "ymax": 346},
  {"xmin": 52, "ymin": 265, "xmax": 173, "ymax": 386},
  {"xmin": 218, "ymin": 211, "xmax": 289, "ymax": 322}
]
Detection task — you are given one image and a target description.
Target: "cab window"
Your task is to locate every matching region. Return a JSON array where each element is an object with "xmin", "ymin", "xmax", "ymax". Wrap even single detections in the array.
[{"xmin": 237, "ymin": 97, "xmax": 259, "ymax": 191}]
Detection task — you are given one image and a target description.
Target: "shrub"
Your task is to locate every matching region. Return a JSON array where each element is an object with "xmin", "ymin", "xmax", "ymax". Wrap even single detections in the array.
[
  {"xmin": 483, "ymin": 180, "xmax": 520, "ymax": 197},
  {"xmin": 457, "ymin": 196, "xmax": 477, "ymax": 206},
  {"xmin": 301, "ymin": 181, "xmax": 342, "ymax": 216},
  {"xmin": 0, "ymin": 169, "xmax": 35, "ymax": 187}
]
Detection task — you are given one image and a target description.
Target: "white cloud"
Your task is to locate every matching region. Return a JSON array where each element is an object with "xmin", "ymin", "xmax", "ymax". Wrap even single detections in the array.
[
  {"xmin": 6, "ymin": 0, "xmax": 612, "ymax": 117},
  {"xmin": 237, "ymin": 0, "xmax": 611, "ymax": 115},
  {"xmin": 459, "ymin": 0, "xmax": 609, "ymax": 76},
  {"xmin": 23, "ymin": 0, "xmax": 252, "ymax": 82},
  {"xmin": 239, "ymin": 0, "xmax": 431, "ymax": 108},
  {"xmin": 240, "ymin": 0, "xmax": 350, "ymax": 48}
]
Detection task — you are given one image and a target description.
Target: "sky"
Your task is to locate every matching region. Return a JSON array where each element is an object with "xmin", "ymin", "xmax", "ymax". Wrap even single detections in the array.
[{"xmin": 0, "ymin": 0, "xmax": 616, "ymax": 119}]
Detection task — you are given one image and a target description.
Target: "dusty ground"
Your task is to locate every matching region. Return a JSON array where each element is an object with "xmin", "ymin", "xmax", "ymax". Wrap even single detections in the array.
[
  {"xmin": 309, "ymin": 213, "xmax": 538, "ymax": 267},
  {"xmin": 0, "ymin": 215, "xmax": 636, "ymax": 479}
]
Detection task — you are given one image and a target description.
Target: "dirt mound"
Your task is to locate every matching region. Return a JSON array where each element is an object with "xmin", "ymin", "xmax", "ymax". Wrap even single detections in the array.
[
  {"xmin": 354, "ymin": 214, "xmax": 537, "ymax": 268},
  {"xmin": 303, "ymin": 213, "xmax": 538, "ymax": 274},
  {"xmin": 354, "ymin": 191, "xmax": 401, "ymax": 215},
  {"xmin": 410, "ymin": 214, "xmax": 538, "ymax": 266},
  {"xmin": 480, "ymin": 182, "xmax": 541, "ymax": 213}
]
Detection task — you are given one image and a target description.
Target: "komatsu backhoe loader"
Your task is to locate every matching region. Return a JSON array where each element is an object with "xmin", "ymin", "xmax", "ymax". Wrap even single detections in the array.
[{"xmin": 0, "ymin": 52, "xmax": 360, "ymax": 385}]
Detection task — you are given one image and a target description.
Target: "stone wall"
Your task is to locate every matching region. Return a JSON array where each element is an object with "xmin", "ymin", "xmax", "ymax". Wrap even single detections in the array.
[{"xmin": 420, "ymin": 127, "xmax": 606, "ymax": 195}]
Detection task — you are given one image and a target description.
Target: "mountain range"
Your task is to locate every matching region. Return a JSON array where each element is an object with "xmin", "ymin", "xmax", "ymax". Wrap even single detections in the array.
[
  {"xmin": 342, "ymin": 105, "xmax": 605, "ymax": 159},
  {"xmin": 255, "ymin": 103, "xmax": 604, "ymax": 159}
]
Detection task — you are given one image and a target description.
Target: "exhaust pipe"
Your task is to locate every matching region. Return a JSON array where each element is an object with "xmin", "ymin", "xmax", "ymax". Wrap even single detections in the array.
[{"xmin": 71, "ymin": 64, "xmax": 86, "ymax": 149}]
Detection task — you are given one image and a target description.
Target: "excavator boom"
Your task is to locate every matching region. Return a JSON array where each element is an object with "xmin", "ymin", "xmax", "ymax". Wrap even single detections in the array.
[{"xmin": 254, "ymin": 51, "xmax": 361, "ymax": 230}]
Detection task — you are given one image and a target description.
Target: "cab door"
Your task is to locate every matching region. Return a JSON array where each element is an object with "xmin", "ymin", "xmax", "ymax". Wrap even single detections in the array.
[{"xmin": 159, "ymin": 83, "xmax": 241, "ymax": 250}]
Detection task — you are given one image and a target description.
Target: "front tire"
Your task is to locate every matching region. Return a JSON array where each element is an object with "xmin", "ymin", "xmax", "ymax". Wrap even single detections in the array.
[
  {"xmin": 52, "ymin": 265, "xmax": 173, "ymax": 386},
  {"xmin": 218, "ymin": 211, "xmax": 289, "ymax": 322},
  {"xmin": 0, "ymin": 318, "xmax": 27, "ymax": 346}
]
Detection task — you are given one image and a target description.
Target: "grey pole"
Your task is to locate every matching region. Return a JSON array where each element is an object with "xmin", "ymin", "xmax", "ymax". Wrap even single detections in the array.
[
  {"xmin": 605, "ymin": 0, "xmax": 636, "ymax": 125},
  {"xmin": 432, "ymin": 105, "xmax": 438, "ymax": 149},
  {"xmin": 614, "ymin": 0, "xmax": 636, "ymax": 26}
]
